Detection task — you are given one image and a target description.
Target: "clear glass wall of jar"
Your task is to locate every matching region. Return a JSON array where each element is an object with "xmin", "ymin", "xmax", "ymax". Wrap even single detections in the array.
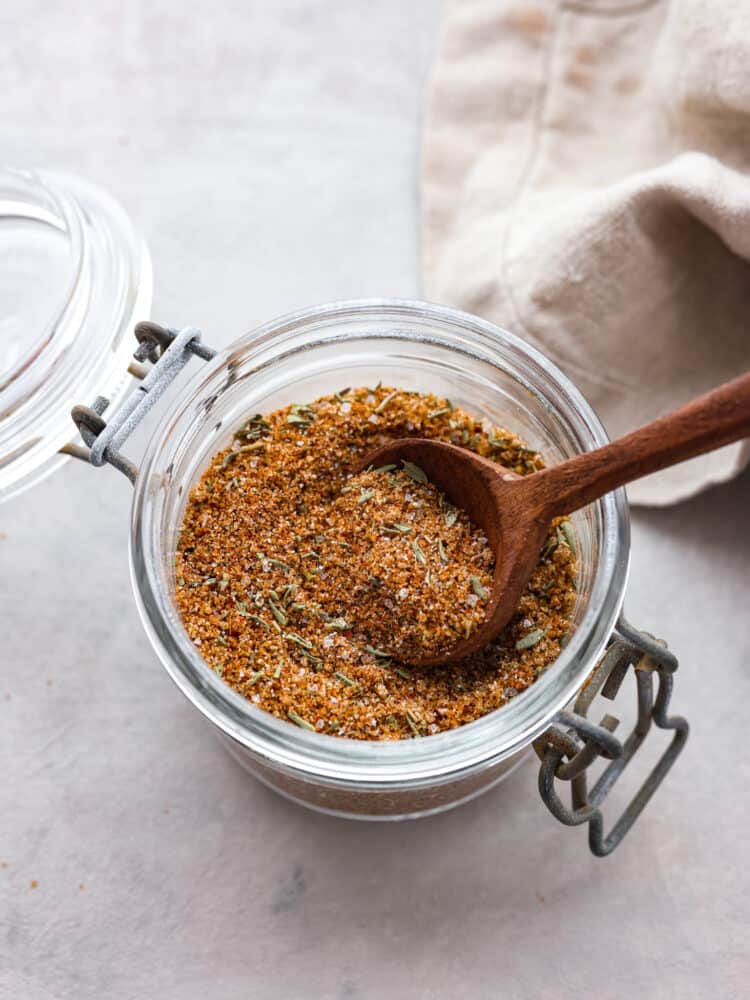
[{"xmin": 130, "ymin": 300, "xmax": 630, "ymax": 819}]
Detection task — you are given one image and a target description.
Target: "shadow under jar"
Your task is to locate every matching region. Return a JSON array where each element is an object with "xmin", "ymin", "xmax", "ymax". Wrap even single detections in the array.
[{"xmin": 130, "ymin": 300, "xmax": 631, "ymax": 820}]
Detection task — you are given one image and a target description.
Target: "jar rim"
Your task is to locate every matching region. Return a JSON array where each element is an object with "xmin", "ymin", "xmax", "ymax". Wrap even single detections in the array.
[{"xmin": 130, "ymin": 299, "xmax": 629, "ymax": 786}]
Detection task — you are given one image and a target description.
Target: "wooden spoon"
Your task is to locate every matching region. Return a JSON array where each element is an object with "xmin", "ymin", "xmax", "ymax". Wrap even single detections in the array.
[{"xmin": 360, "ymin": 372, "xmax": 750, "ymax": 666}]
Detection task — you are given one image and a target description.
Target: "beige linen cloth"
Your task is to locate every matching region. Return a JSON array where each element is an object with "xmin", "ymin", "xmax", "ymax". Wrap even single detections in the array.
[{"xmin": 422, "ymin": 0, "xmax": 750, "ymax": 505}]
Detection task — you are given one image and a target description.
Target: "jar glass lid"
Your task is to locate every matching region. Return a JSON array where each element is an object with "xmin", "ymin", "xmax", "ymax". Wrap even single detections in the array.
[{"xmin": 0, "ymin": 166, "xmax": 152, "ymax": 502}]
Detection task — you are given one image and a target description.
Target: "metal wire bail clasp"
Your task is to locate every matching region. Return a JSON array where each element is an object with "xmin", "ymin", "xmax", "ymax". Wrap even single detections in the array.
[
  {"xmin": 69, "ymin": 323, "xmax": 217, "ymax": 483},
  {"xmin": 534, "ymin": 616, "xmax": 689, "ymax": 857}
]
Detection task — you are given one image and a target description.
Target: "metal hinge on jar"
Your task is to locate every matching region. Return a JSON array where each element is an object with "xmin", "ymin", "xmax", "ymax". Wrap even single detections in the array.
[
  {"xmin": 66, "ymin": 323, "xmax": 217, "ymax": 483},
  {"xmin": 534, "ymin": 616, "xmax": 689, "ymax": 857}
]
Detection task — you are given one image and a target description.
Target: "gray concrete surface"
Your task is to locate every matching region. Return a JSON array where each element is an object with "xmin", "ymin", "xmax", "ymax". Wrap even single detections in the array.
[{"xmin": 1, "ymin": 2, "xmax": 748, "ymax": 998}]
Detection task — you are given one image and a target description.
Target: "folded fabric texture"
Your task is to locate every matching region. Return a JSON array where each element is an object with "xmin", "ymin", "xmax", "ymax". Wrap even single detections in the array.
[{"xmin": 422, "ymin": 0, "xmax": 750, "ymax": 505}]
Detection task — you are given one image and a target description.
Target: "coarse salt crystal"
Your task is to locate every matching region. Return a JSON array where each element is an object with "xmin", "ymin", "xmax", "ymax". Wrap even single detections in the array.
[
  {"xmin": 368, "ymin": 414, "xmax": 379, "ymax": 424},
  {"xmin": 466, "ymin": 594, "xmax": 479, "ymax": 607},
  {"xmin": 323, "ymin": 636, "xmax": 334, "ymax": 648},
  {"xmin": 340, "ymin": 402, "xmax": 351, "ymax": 414}
]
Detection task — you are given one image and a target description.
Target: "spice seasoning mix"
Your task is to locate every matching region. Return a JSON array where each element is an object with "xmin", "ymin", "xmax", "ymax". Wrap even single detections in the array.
[{"xmin": 175, "ymin": 386, "xmax": 578, "ymax": 740}]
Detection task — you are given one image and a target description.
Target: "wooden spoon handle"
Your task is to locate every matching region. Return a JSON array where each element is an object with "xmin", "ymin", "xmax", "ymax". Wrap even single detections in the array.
[{"xmin": 525, "ymin": 371, "xmax": 750, "ymax": 517}]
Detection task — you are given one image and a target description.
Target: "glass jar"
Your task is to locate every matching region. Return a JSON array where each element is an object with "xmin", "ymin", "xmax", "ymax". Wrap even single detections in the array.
[
  {"xmin": 0, "ymin": 166, "xmax": 688, "ymax": 853},
  {"xmin": 130, "ymin": 300, "xmax": 632, "ymax": 819}
]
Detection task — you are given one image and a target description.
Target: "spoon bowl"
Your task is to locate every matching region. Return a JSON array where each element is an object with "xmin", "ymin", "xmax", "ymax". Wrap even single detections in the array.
[{"xmin": 358, "ymin": 438, "xmax": 555, "ymax": 665}]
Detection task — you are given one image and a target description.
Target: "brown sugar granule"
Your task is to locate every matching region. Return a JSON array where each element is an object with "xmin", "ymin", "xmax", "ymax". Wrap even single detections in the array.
[
  {"xmin": 324, "ymin": 465, "xmax": 494, "ymax": 660},
  {"xmin": 175, "ymin": 387, "xmax": 578, "ymax": 740}
]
